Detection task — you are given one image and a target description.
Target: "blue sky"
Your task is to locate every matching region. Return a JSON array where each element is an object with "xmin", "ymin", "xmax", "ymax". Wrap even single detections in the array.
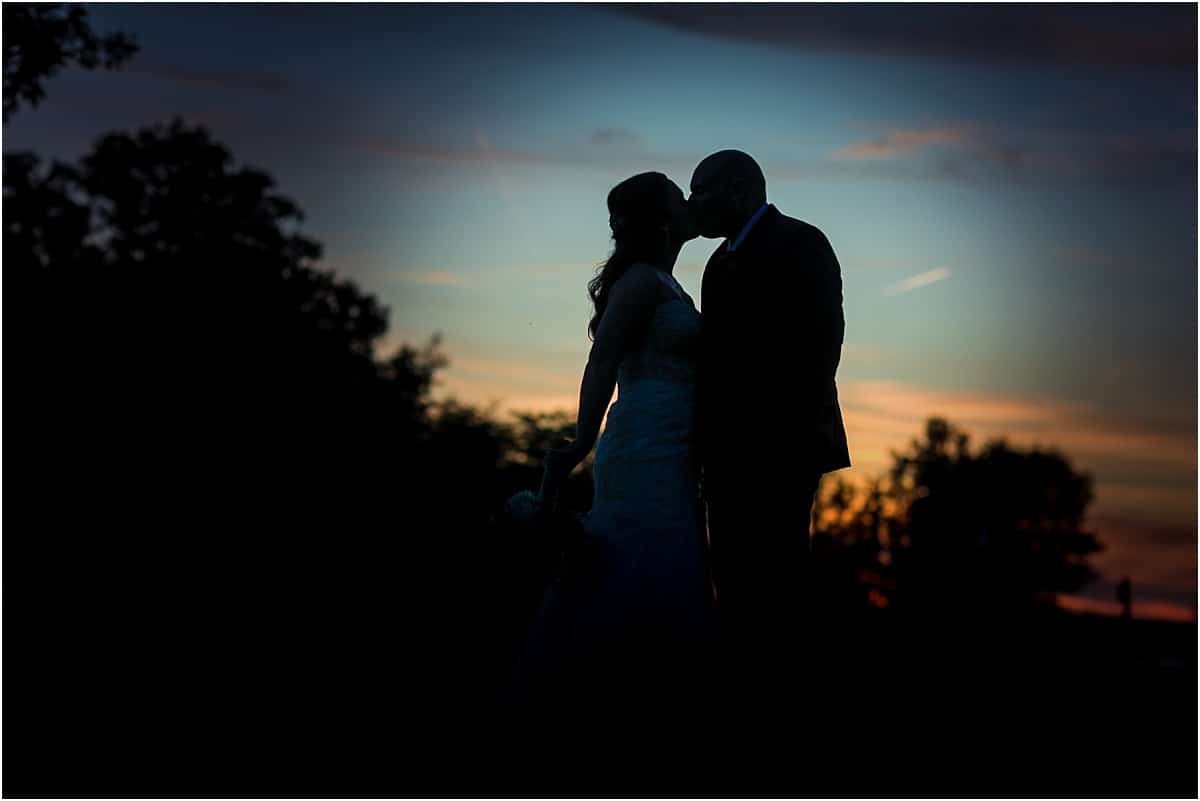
[{"xmin": 6, "ymin": 3, "xmax": 1195, "ymax": 619}]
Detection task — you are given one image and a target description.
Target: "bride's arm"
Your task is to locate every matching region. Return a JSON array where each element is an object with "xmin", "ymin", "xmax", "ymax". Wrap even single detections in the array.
[{"xmin": 541, "ymin": 265, "xmax": 661, "ymax": 498}]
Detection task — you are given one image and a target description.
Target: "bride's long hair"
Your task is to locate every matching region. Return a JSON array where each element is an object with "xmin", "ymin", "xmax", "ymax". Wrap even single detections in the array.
[{"xmin": 587, "ymin": 172, "xmax": 673, "ymax": 340}]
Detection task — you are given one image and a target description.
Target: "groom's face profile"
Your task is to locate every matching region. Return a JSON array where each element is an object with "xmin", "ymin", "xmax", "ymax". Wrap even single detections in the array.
[
  {"xmin": 687, "ymin": 161, "xmax": 727, "ymax": 240},
  {"xmin": 688, "ymin": 161, "xmax": 750, "ymax": 240},
  {"xmin": 667, "ymin": 181, "xmax": 699, "ymax": 244},
  {"xmin": 689, "ymin": 151, "xmax": 766, "ymax": 240}
]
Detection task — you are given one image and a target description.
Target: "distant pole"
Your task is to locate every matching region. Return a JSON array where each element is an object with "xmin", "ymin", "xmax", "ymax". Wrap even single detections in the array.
[{"xmin": 1116, "ymin": 577, "xmax": 1132, "ymax": 620}]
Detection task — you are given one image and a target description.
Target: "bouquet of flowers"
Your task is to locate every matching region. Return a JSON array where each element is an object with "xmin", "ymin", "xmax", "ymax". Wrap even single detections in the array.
[
  {"xmin": 496, "ymin": 478, "xmax": 588, "ymax": 580},
  {"xmin": 502, "ymin": 489, "xmax": 546, "ymax": 532}
]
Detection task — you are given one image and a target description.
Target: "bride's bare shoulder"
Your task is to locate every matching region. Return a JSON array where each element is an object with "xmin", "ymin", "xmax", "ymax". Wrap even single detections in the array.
[
  {"xmin": 625, "ymin": 261, "xmax": 659, "ymax": 278},
  {"xmin": 613, "ymin": 262, "xmax": 660, "ymax": 291}
]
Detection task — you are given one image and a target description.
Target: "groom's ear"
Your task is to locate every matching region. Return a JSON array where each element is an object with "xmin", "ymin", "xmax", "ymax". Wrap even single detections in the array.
[
  {"xmin": 729, "ymin": 176, "xmax": 749, "ymax": 201},
  {"xmin": 722, "ymin": 176, "xmax": 741, "ymax": 205}
]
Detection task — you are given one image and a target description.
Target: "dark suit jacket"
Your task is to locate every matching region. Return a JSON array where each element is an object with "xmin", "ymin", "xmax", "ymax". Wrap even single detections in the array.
[{"xmin": 699, "ymin": 205, "xmax": 851, "ymax": 490}]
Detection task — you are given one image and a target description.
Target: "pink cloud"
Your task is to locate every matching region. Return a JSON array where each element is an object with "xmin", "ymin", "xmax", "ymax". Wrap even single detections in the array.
[
  {"xmin": 402, "ymin": 271, "xmax": 467, "ymax": 287},
  {"xmin": 834, "ymin": 127, "xmax": 971, "ymax": 160},
  {"xmin": 830, "ymin": 124, "xmax": 1193, "ymax": 184}
]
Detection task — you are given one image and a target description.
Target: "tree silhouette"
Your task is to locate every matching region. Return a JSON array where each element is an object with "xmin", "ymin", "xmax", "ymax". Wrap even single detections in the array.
[
  {"xmin": 3, "ymin": 3, "xmax": 137, "ymax": 121},
  {"xmin": 893, "ymin": 418, "xmax": 1101, "ymax": 616},
  {"xmin": 4, "ymin": 106, "xmax": 613, "ymax": 791},
  {"xmin": 3, "ymin": 113, "xmax": 511, "ymax": 786},
  {"xmin": 6, "ymin": 120, "xmax": 402, "ymax": 530},
  {"xmin": 812, "ymin": 473, "xmax": 898, "ymax": 615},
  {"xmin": 815, "ymin": 417, "xmax": 1103, "ymax": 619}
]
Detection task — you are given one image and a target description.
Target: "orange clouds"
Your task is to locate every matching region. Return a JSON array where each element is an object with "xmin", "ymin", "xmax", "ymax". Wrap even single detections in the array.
[
  {"xmin": 431, "ymin": 352, "xmax": 582, "ymax": 414},
  {"xmin": 430, "ymin": 368, "xmax": 1196, "ymax": 525},
  {"xmin": 841, "ymin": 379, "xmax": 1191, "ymax": 456},
  {"xmin": 836, "ymin": 378, "xmax": 1195, "ymax": 520},
  {"xmin": 426, "ymin": 364, "xmax": 1195, "ymax": 521}
]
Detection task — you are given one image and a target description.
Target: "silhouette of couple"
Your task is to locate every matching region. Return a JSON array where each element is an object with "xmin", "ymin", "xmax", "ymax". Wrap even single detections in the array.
[{"xmin": 510, "ymin": 151, "xmax": 850, "ymax": 720}]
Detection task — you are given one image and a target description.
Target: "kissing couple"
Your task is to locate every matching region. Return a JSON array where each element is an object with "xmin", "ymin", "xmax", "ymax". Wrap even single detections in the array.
[{"xmin": 508, "ymin": 150, "xmax": 851, "ymax": 723}]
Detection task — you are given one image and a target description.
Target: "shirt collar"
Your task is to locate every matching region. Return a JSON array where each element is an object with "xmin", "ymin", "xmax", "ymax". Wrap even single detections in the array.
[{"xmin": 727, "ymin": 203, "xmax": 769, "ymax": 253}]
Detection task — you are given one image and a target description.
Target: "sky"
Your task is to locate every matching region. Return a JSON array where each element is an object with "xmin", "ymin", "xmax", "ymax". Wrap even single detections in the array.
[{"xmin": 6, "ymin": 2, "xmax": 1196, "ymax": 621}]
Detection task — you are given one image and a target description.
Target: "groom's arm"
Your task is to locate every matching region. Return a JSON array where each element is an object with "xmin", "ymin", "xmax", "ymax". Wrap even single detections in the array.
[
  {"xmin": 773, "ymin": 228, "xmax": 845, "ymax": 449},
  {"xmin": 806, "ymin": 228, "xmax": 845, "ymax": 392}
]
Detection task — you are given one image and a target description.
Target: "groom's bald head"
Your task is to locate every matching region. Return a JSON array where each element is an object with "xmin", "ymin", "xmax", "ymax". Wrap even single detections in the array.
[
  {"xmin": 688, "ymin": 150, "xmax": 767, "ymax": 240},
  {"xmin": 695, "ymin": 150, "xmax": 766, "ymax": 194}
]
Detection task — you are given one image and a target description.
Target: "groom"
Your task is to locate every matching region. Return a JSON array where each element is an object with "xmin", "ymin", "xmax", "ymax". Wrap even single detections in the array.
[{"xmin": 690, "ymin": 150, "xmax": 850, "ymax": 685}]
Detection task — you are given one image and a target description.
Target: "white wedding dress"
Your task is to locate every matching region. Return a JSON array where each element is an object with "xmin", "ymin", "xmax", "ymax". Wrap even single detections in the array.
[{"xmin": 508, "ymin": 270, "xmax": 718, "ymax": 712}]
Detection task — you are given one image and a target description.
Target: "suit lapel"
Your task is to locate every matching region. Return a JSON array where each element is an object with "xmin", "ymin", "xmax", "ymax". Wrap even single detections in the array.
[
  {"xmin": 727, "ymin": 204, "xmax": 779, "ymax": 272},
  {"xmin": 702, "ymin": 206, "xmax": 780, "ymax": 310}
]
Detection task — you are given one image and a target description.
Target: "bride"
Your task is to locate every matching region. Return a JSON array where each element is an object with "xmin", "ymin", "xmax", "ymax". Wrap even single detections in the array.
[{"xmin": 506, "ymin": 172, "xmax": 718, "ymax": 720}]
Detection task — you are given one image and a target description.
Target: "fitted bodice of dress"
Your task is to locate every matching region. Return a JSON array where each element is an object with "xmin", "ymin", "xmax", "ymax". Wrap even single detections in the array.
[{"xmin": 591, "ymin": 272, "xmax": 701, "ymax": 512}]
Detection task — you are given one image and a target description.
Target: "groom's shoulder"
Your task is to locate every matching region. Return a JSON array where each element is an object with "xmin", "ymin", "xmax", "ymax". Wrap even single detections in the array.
[
  {"xmin": 772, "ymin": 212, "xmax": 840, "ymax": 273},
  {"xmin": 775, "ymin": 210, "xmax": 831, "ymax": 249}
]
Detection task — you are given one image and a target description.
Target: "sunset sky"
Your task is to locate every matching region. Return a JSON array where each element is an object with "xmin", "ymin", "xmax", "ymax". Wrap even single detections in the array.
[{"xmin": 7, "ymin": 3, "xmax": 1196, "ymax": 620}]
